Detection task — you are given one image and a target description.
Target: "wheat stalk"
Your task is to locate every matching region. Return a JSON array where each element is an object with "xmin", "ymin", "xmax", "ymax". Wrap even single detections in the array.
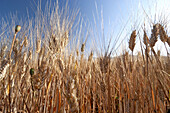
[
  {"xmin": 129, "ymin": 30, "xmax": 136, "ymax": 52},
  {"xmin": 159, "ymin": 24, "xmax": 168, "ymax": 43},
  {"xmin": 143, "ymin": 30, "xmax": 149, "ymax": 46},
  {"xmin": 150, "ymin": 24, "xmax": 159, "ymax": 47}
]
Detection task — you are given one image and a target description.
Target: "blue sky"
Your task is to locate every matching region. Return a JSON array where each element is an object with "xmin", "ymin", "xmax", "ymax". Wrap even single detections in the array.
[
  {"xmin": 0, "ymin": 0, "xmax": 133, "ymax": 28},
  {"xmin": 0, "ymin": 0, "xmax": 169, "ymax": 55}
]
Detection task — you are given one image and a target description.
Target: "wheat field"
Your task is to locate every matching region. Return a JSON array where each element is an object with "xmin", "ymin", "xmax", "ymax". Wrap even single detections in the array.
[{"xmin": 0, "ymin": 1, "xmax": 170, "ymax": 113}]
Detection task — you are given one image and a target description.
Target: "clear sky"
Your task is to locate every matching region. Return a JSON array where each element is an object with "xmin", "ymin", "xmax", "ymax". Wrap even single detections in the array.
[{"xmin": 0, "ymin": 0, "xmax": 169, "ymax": 55}]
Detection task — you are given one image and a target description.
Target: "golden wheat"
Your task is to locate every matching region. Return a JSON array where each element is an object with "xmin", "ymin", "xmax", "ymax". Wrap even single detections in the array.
[
  {"xmin": 143, "ymin": 30, "xmax": 149, "ymax": 45},
  {"xmin": 159, "ymin": 24, "xmax": 168, "ymax": 43},
  {"xmin": 0, "ymin": 2, "xmax": 169, "ymax": 113},
  {"xmin": 129, "ymin": 30, "xmax": 136, "ymax": 52},
  {"xmin": 150, "ymin": 24, "xmax": 159, "ymax": 47}
]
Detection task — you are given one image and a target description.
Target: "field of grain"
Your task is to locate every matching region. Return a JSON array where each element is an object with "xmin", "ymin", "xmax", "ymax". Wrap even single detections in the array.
[{"xmin": 0, "ymin": 1, "xmax": 170, "ymax": 113}]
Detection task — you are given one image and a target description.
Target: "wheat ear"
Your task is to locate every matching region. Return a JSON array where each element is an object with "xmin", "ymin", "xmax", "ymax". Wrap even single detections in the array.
[{"xmin": 129, "ymin": 30, "xmax": 136, "ymax": 52}]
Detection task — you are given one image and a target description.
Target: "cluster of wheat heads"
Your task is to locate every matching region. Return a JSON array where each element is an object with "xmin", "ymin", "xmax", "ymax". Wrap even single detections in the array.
[
  {"xmin": 0, "ymin": 3, "xmax": 170, "ymax": 113},
  {"xmin": 127, "ymin": 23, "xmax": 170, "ymax": 113},
  {"xmin": 0, "ymin": 22, "xmax": 169, "ymax": 113}
]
